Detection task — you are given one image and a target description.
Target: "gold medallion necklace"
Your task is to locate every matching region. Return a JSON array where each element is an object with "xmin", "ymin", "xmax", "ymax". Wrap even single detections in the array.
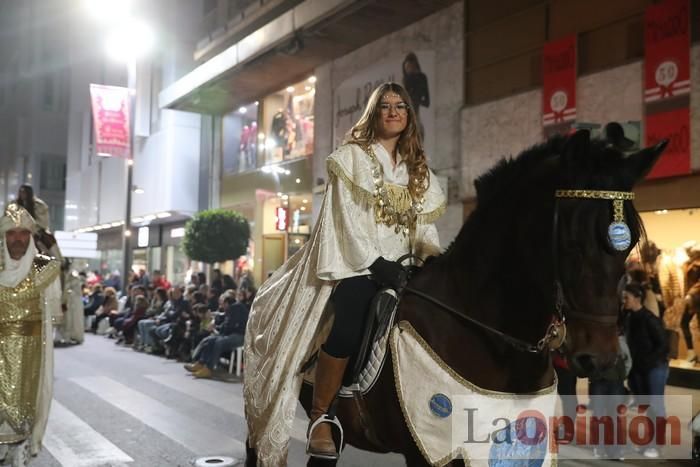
[{"xmin": 363, "ymin": 144, "xmax": 424, "ymax": 235}]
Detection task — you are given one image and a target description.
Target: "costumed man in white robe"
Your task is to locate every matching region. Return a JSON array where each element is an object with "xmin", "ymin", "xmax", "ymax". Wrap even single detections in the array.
[
  {"xmin": 0, "ymin": 204, "xmax": 61, "ymax": 466},
  {"xmin": 57, "ymin": 259, "xmax": 84, "ymax": 345},
  {"xmin": 244, "ymin": 83, "xmax": 445, "ymax": 465}
]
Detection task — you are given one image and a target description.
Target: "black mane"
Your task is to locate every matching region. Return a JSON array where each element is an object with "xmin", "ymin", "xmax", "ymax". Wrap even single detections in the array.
[{"xmin": 439, "ymin": 133, "xmax": 643, "ymax": 263}]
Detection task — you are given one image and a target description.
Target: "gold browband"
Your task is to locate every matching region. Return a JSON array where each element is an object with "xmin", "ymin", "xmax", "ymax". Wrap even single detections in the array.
[{"xmin": 555, "ymin": 189, "xmax": 634, "ymax": 200}]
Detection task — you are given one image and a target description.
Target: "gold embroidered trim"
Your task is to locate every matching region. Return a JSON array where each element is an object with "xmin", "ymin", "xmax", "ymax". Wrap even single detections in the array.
[
  {"xmin": 396, "ymin": 321, "xmax": 557, "ymax": 396},
  {"xmin": 417, "ymin": 202, "xmax": 446, "ymax": 225},
  {"xmin": 327, "ymin": 159, "xmax": 419, "ymax": 220},
  {"xmin": 327, "ymin": 159, "xmax": 374, "ymax": 208},
  {"xmin": 33, "ymin": 256, "xmax": 60, "ymax": 290},
  {"xmin": 328, "ymin": 156, "xmax": 445, "ymax": 226}
]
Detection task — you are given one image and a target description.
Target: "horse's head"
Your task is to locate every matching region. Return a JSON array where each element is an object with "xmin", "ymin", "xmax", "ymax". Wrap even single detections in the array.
[{"xmin": 549, "ymin": 130, "xmax": 667, "ymax": 376}]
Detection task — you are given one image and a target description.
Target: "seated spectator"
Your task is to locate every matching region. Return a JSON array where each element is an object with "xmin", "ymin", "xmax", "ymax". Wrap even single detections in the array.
[
  {"xmin": 110, "ymin": 285, "xmax": 146, "ymax": 335},
  {"xmin": 152, "ymin": 270, "xmax": 171, "ymax": 290},
  {"xmin": 92, "ymin": 287, "xmax": 118, "ymax": 333},
  {"xmin": 83, "ymin": 284, "xmax": 105, "ymax": 317},
  {"xmin": 186, "ymin": 289, "xmax": 250, "ymax": 378},
  {"xmin": 207, "ymin": 287, "xmax": 221, "ymax": 312},
  {"xmin": 134, "ymin": 287, "xmax": 168, "ymax": 350},
  {"xmin": 117, "ymin": 295, "xmax": 149, "ymax": 345},
  {"xmin": 152, "ymin": 286, "xmax": 190, "ymax": 356},
  {"xmin": 211, "ymin": 269, "xmax": 223, "ymax": 293},
  {"xmin": 222, "ymin": 274, "xmax": 236, "ymax": 292}
]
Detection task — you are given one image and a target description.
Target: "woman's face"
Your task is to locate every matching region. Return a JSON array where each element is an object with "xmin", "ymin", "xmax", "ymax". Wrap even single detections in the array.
[
  {"xmin": 19, "ymin": 188, "xmax": 28, "ymax": 201},
  {"xmin": 622, "ymin": 291, "xmax": 641, "ymax": 310},
  {"xmin": 376, "ymin": 92, "xmax": 408, "ymax": 140}
]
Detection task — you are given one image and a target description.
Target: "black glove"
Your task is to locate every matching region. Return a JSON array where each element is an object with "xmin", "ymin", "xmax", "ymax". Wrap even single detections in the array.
[{"xmin": 369, "ymin": 257, "xmax": 407, "ymax": 290}]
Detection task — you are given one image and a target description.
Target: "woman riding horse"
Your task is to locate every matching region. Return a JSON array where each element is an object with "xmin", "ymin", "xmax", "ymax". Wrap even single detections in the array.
[
  {"xmin": 246, "ymin": 105, "xmax": 669, "ymax": 465},
  {"xmin": 244, "ymin": 82, "xmax": 445, "ymax": 464}
]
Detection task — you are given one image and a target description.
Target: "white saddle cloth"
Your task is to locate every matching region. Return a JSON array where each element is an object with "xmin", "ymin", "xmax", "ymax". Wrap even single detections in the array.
[{"xmin": 390, "ymin": 320, "xmax": 558, "ymax": 467}]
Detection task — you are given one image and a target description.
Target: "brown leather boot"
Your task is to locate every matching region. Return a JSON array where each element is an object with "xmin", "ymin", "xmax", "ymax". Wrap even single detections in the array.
[{"xmin": 307, "ymin": 350, "xmax": 349, "ymax": 459}]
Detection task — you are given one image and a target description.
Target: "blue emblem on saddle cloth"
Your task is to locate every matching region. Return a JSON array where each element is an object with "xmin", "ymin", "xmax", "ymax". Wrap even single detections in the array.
[
  {"xmin": 488, "ymin": 416, "xmax": 547, "ymax": 467},
  {"xmin": 429, "ymin": 393, "xmax": 452, "ymax": 418}
]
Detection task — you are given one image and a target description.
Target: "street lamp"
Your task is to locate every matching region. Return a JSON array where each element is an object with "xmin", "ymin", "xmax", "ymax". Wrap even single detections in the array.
[{"xmin": 88, "ymin": 1, "xmax": 154, "ymax": 288}]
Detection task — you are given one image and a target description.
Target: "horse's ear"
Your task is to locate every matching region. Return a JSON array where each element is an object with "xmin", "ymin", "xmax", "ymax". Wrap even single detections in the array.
[
  {"xmin": 561, "ymin": 130, "xmax": 591, "ymax": 169},
  {"xmin": 624, "ymin": 139, "xmax": 669, "ymax": 185}
]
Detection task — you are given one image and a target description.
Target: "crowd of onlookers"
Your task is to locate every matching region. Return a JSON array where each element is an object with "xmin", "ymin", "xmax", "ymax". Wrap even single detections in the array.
[{"xmin": 80, "ymin": 268, "xmax": 255, "ymax": 379}]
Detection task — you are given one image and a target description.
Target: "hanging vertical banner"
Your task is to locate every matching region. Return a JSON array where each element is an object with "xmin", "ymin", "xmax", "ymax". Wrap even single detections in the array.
[
  {"xmin": 644, "ymin": 0, "xmax": 690, "ymax": 179},
  {"xmin": 542, "ymin": 35, "xmax": 577, "ymax": 134},
  {"xmin": 89, "ymin": 84, "xmax": 131, "ymax": 159},
  {"xmin": 644, "ymin": 0, "xmax": 690, "ymax": 103}
]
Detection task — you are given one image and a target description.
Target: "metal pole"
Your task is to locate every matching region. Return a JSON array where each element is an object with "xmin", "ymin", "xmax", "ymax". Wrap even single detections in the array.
[{"xmin": 121, "ymin": 60, "xmax": 136, "ymax": 291}]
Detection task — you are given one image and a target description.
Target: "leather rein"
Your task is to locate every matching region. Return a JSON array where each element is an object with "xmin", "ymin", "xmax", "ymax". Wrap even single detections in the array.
[{"xmin": 403, "ymin": 189, "xmax": 631, "ymax": 354}]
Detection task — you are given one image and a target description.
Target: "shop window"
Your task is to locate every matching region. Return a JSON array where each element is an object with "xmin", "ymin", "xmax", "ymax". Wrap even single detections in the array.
[
  {"xmin": 261, "ymin": 78, "xmax": 315, "ymax": 165},
  {"xmin": 222, "ymin": 101, "xmax": 259, "ymax": 173}
]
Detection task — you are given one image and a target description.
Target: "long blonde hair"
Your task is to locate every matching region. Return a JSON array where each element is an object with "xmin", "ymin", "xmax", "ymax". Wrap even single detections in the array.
[{"xmin": 344, "ymin": 82, "xmax": 429, "ymax": 200}]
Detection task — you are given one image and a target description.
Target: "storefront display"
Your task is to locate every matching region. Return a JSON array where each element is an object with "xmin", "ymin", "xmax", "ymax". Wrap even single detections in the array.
[
  {"xmin": 223, "ymin": 101, "xmax": 259, "ymax": 173},
  {"xmin": 638, "ymin": 208, "xmax": 699, "ymax": 374},
  {"xmin": 261, "ymin": 191, "xmax": 312, "ymax": 262},
  {"xmin": 261, "ymin": 78, "xmax": 315, "ymax": 164}
]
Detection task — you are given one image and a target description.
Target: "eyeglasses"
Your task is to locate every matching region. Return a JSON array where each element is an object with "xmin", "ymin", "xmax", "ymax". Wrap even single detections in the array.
[{"xmin": 379, "ymin": 102, "xmax": 409, "ymax": 115}]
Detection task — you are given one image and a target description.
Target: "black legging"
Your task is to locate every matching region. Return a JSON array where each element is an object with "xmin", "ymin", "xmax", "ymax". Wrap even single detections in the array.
[
  {"xmin": 323, "ymin": 275, "xmax": 379, "ymax": 359},
  {"xmin": 681, "ymin": 304, "xmax": 696, "ymax": 350}
]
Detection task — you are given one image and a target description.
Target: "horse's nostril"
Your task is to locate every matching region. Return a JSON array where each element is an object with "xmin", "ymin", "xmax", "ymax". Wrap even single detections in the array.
[{"xmin": 572, "ymin": 353, "xmax": 596, "ymax": 374}]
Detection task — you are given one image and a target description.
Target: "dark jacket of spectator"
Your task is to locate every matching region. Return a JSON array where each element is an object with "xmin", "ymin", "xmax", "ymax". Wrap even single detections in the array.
[
  {"xmin": 84, "ymin": 288, "xmax": 105, "ymax": 316},
  {"xmin": 625, "ymin": 306, "xmax": 669, "ymax": 372},
  {"xmin": 219, "ymin": 302, "xmax": 250, "ymax": 337}
]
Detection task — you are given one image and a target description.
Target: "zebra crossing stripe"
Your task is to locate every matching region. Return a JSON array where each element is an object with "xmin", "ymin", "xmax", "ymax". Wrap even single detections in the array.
[
  {"xmin": 44, "ymin": 400, "xmax": 134, "ymax": 466},
  {"xmin": 70, "ymin": 376, "xmax": 245, "ymax": 456},
  {"xmin": 144, "ymin": 374, "xmax": 309, "ymax": 443}
]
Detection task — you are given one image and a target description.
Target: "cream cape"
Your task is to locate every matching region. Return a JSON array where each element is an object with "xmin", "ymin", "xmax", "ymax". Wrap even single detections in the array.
[{"xmin": 244, "ymin": 143, "xmax": 445, "ymax": 466}]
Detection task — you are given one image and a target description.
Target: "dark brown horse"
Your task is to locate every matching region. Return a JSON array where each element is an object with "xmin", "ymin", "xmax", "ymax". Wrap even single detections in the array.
[{"xmin": 246, "ymin": 130, "xmax": 667, "ymax": 466}]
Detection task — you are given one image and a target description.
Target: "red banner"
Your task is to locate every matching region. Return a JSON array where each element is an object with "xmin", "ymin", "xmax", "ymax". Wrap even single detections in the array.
[
  {"xmin": 646, "ymin": 107, "xmax": 690, "ymax": 179},
  {"xmin": 644, "ymin": 0, "xmax": 690, "ymax": 103},
  {"xmin": 89, "ymin": 84, "xmax": 131, "ymax": 159},
  {"xmin": 542, "ymin": 35, "xmax": 577, "ymax": 128},
  {"xmin": 644, "ymin": 0, "xmax": 690, "ymax": 179}
]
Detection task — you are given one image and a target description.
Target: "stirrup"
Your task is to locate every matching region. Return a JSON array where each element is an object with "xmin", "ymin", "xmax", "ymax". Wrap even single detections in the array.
[{"xmin": 306, "ymin": 414, "xmax": 344, "ymax": 459}]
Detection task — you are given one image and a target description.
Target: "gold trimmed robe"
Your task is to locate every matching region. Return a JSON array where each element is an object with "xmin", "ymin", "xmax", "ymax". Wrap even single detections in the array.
[{"xmin": 0, "ymin": 255, "xmax": 59, "ymax": 453}]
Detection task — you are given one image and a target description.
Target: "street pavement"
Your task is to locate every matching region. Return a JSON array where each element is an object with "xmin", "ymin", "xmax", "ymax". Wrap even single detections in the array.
[{"xmin": 30, "ymin": 334, "xmax": 698, "ymax": 466}]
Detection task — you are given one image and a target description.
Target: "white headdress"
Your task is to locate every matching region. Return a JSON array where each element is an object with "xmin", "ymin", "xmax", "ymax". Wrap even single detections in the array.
[{"xmin": 0, "ymin": 204, "xmax": 38, "ymax": 286}]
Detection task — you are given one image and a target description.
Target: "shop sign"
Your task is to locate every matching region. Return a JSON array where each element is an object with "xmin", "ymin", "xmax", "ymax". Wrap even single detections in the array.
[
  {"xmin": 542, "ymin": 35, "xmax": 577, "ymax": 133},
  {"xmin": 644, "ymin": 0, "xmax": 690, "ymax": 179},
  {"xmin": 275, "ymin": 207, "xmax": 289, "ymax": 231},
  {"xmin": 89, "ymin": 84, "xmax": 131, "ymax": 158},
  {"xmin": 137, "ymin": 226, "xmax": 149, "ymax": 248}
]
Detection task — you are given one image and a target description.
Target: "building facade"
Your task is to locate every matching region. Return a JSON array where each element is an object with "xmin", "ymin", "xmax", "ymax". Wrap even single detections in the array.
[
  {"xmin": 161, "ymin": 0, "xmax": 462, "ymax": 286},
  {"xmin": 0, "ymin": 0, "xmax": 70, "ymax": 232},
  {"xmin": 63, "ymin": 0, "xmax": 207, "ymax": 284}
]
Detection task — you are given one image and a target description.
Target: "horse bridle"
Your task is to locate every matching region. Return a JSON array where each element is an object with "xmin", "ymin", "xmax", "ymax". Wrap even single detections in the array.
[{"xmin": 403, "ymin": 188, "xmax": 635, "ymax": 354}]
